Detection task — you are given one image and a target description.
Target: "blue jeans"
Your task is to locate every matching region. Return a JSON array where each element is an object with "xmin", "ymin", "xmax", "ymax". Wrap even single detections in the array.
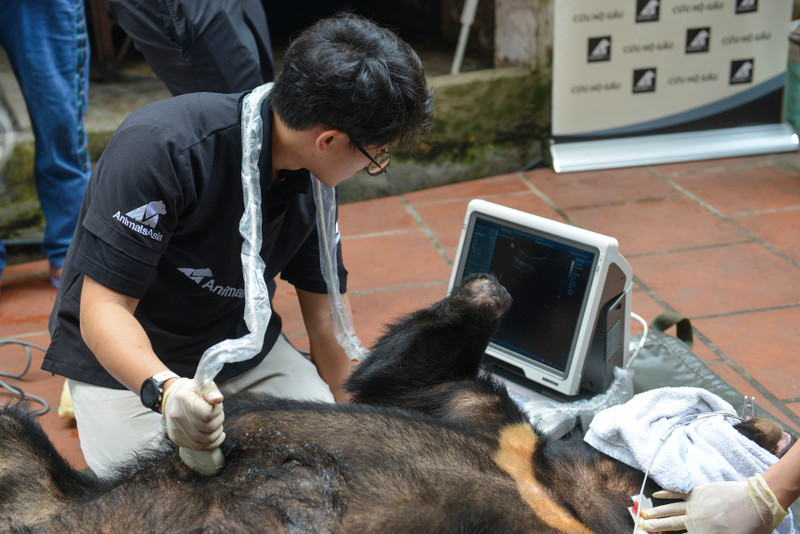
[{"xmin": 0, "ymin": 0, "xmax": 91, "ymax": 275}]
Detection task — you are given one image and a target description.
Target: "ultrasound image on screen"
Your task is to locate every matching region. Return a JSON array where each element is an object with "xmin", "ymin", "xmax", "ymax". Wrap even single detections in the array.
[{"xmin": 461, "ymin": 217, "xmax": 596, "ymax": 374}]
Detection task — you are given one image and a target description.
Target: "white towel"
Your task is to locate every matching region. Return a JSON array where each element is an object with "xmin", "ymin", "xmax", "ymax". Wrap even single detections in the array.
[{"xmin": 584, "ymin": 387, "xmax": 794, "ymax": 534}]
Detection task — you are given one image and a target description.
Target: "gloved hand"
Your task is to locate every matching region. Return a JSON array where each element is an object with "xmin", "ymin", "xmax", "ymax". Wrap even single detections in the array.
[
  {"xmin": 639, "ymin": 474, "xmax": 788, "ymax": 534},
  {"xmin": 162, "ymin": 377, "xmax": 225, "ymax": 451}
]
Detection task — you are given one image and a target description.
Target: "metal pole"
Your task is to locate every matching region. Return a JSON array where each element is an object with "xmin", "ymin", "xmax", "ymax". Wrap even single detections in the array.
[{"xmin": 451, "ymin": 0, "xmax": 480, "ymax": 75}]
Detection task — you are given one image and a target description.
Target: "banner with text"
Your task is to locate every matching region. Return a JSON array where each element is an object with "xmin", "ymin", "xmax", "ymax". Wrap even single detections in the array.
[{"xmin": 552, "ymin": 0, "xmax": 793, "ymax": 142}]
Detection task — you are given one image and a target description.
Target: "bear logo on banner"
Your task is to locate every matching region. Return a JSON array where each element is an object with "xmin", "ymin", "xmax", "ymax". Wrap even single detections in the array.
[
  {"xmin": 588, "ymin": 37, "xmax": 612, "ymax": 62},
  {"xmin": 633, "ymin": 68, "xmax": 657, "ymax": 93},
  {"xmin": 735, "ymin": 0, "xmax": 758, "ymax": 14},
  {"xmin": 636, "ymin": 0, "xmax": 660, "ymax": 22},
  {"xmin": 730, "ymin": 59, "xmax": 754, "ymax": 84},
  {"xmin": 686, "ymin": 28, "xmax": 711, "ymax": 54}
]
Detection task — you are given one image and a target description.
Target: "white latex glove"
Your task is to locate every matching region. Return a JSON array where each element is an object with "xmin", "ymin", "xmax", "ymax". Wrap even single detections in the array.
[
  {"xmin": 162, "ymin": 377, "xmax": 225, "ymax": 450},
  {"xmin": 639, "ymin": 474, "xmax": 788, "ymax": 534}
]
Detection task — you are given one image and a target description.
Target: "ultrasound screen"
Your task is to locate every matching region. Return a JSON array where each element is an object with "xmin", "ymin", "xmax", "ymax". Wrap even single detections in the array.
[{"xmin": 460, "ymin": 216, "xmax": 597, "ymax": 374}]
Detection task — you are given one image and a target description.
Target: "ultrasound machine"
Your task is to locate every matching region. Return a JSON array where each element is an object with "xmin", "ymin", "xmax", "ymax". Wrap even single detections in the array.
[{"xmin": 447, "ymin": 200, "xmax": 633, "ymax": 437}]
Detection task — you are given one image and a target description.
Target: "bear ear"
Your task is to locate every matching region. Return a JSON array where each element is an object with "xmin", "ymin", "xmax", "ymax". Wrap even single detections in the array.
[
  {"xmin": 458, "ymin": 274, "xmax": 512, "ymax": 320},
  {"xmin": 734, "ymin": 418, "xmax": 796, "ymax": 457},
  {"xmin": 773, "ymin": 432, "xmax": 796, "ymax": 458}
]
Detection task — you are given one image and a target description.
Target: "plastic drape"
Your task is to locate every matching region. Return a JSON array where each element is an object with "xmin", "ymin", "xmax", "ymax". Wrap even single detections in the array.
[
  {"xmin": 521, "ymin": 366, "xmax": 635, "ymax": 435},
  {"xmin": 194, "ymin": 82, "xmax": 368, "ymax": 385},
  {"xmin": 193, "ymin": 83, "xmax": 273, "ymax": 387},
  {"xmin": 311, "ymin": 177, "xmax": 369, "ymax": 361}
]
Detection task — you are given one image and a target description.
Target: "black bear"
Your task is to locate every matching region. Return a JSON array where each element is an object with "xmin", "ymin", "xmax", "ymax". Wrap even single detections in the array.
[{"xmin": 0, "ymin": 274, "xmax": 787, "ymax": 533}]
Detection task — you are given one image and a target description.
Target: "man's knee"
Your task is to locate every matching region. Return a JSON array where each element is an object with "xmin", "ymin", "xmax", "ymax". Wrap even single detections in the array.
[
  {"xmin": 220, "ymin": 338, "xmax": 334, "ymax": 402},
  {"xmin": 69, "ymin": 380, "xmax": 165, "ymax": 476}
]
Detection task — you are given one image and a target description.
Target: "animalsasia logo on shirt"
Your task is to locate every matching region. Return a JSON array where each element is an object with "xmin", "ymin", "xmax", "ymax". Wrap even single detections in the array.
[
  {"xmin": 112, "ymin": 200, "xmax": 166, "ymax": 241},
  {"xmin": 178, "ymin": 268, "xmax": 245, "ymax": 298}
]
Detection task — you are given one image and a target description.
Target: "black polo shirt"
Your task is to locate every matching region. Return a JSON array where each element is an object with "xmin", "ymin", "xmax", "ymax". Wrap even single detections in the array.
[{"xmin": 43, "ymin": 89, "xmax": 347, "ymax": 388}]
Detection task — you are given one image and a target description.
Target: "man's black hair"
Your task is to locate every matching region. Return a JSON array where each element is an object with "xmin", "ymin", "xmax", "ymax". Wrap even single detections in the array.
[{"xmin": 270, "ymin": 14, "xmax": 434, "ymax": 149}]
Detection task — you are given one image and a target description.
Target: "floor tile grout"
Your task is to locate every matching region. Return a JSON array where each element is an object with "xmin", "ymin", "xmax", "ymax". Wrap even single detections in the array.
[
  {"xmin": 399, "ymin": 195, "xmax": 454, "ymax": 269},
  {"xmin": 348, "ymin": 281, "xmax": 449, "ymax": 296},
  {"xmin": 624, "ymin": 239, "xmax": 756, "ymax": 258},
  {"xmin": 516, "ymin": 172, "xmax": 575, "ymax": 224},
  {"xmin": 730, "ymin": 205, "xmax": 800, "ymax": 216},
  {"xmin": 343, "ymin": 228, "xmax": 423, "ymax": 240},
  {"xmin": 0, "ymin": 331, "xmax": 50, "ymax": 341},
  {"xmin": 688, "ymin": 303, "xmax": 800, "ymax": 321},
  {"xmin": 403, "ymin": 188, "xmax": 535, "ymax": 208}
]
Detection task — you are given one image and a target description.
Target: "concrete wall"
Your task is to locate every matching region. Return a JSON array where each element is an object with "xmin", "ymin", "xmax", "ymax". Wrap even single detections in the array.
[{"xmin": 495, "ymin": 0, "xmax": 552, "ymax": 72}]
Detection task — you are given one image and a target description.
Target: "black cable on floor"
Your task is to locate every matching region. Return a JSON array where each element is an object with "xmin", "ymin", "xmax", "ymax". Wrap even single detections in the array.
[{"xmin": 0, "ymin": 339, "xmax": 50, "ymax": 415}]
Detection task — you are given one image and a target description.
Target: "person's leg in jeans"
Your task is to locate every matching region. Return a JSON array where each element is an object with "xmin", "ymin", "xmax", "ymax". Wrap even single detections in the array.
[{"xmin": 0, "ymin": 0, "xmax": 91, "ymax": 286}]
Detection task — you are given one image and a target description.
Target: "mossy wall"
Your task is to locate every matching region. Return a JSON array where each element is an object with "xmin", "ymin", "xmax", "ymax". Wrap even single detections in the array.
[
  {"xmin": 0, "ymin": 131, "xmax": 113, "ymax": 241},
  {"xmin": 426, "ymin": 67, "xmax": 550, "ymax": 158},
  {"xmin": 0, "ymin": 141, "xmax": 40, "ymax": 240}
]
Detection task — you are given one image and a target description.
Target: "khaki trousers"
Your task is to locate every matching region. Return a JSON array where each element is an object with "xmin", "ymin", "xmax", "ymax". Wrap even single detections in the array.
[{"xmin": 69, "ymin": 335, "xmax": 333, "ymax": 477}]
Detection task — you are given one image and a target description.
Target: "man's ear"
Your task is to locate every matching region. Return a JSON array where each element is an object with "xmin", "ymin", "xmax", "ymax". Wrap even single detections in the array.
[{"xmin": 315, "ymin": 129, "xmax": 345, "ymax": 153}]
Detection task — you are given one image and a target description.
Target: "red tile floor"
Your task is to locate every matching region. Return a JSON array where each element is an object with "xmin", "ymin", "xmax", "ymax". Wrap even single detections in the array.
[{"xmin": 2, "ymin": 151, "xmax": 800, "ymax": 471}]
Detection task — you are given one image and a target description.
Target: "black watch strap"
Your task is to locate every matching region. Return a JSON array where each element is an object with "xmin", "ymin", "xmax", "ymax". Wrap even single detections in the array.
[{"xmin": 140, "ymin": 370, "xmax": 179, "ymax": 412}]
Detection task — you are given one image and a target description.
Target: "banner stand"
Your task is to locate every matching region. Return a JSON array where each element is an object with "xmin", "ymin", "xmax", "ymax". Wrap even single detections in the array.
[
  {"xmin": 549, "ymin": 123, "xmax": 799, "ymax": 173},
  {"xmin": 549, "ymin": 1, "xmax": 796, "ymax": 174}
]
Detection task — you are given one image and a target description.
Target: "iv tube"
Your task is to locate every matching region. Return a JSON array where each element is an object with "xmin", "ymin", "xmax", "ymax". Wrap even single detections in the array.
[
  {"xmin": 179, "ymin": 83, "xmax": 273, "ymax": 476},
  {"xmin": 194, "ymin": 83, "xmax": 367, "ymax": 384},
  {"xmin": 193, "ymin": 83, "xmax": 273, "ymax": 387},
  {"xmin": 630, "ymin": 411, "xmax": 745, "ymax": 533},
  {"xmin": 311, "ymin": 177, "xmax": 369, "ymax": 361}
]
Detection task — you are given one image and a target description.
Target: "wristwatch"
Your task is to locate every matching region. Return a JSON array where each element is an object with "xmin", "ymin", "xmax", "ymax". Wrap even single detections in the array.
[{"xmin": 140, "ymin": 370, "xmax": 180, "ymax": 412}]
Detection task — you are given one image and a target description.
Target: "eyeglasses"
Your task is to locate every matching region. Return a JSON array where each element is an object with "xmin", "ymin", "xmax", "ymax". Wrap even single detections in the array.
[{"xmin": 350, "ymin": 138, "xmax": 392, "ymax": 176}]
